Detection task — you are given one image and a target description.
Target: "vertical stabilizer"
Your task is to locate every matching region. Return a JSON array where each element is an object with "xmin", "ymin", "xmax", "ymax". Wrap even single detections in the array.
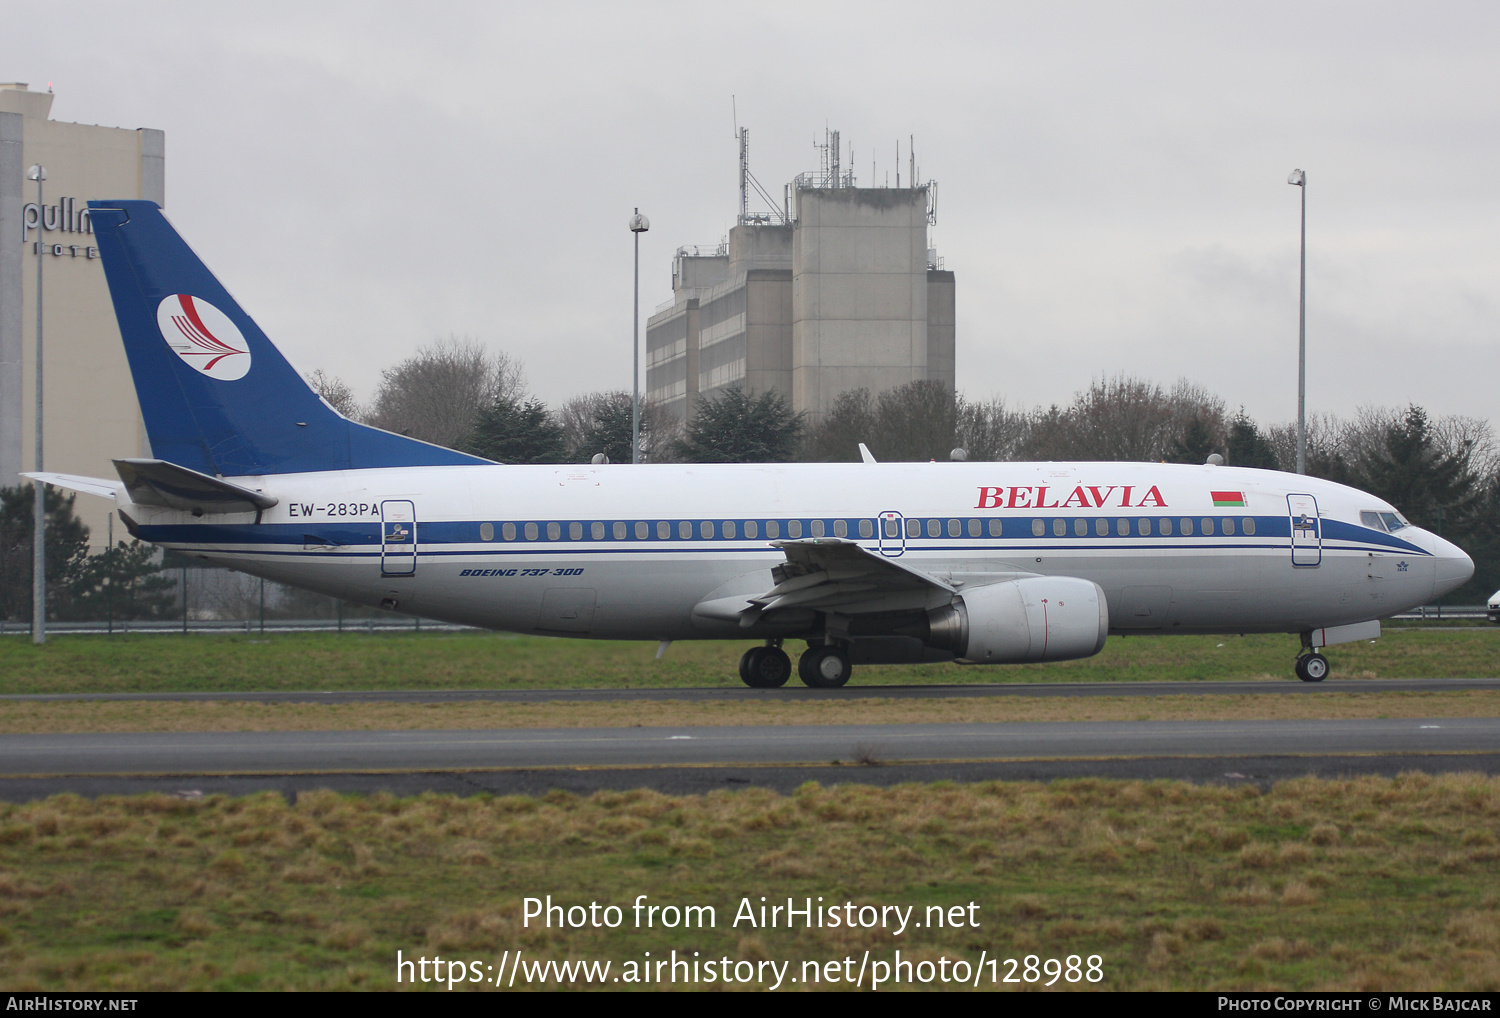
[{"xmin": 88, "ymin": 200, "xmax": 489, "ymax": 476}]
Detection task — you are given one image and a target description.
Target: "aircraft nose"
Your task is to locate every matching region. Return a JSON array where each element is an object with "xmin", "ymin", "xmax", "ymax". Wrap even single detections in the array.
[{"xmin": 1431, "ymin": 534, "xmax": 1474, "ymax": 600}]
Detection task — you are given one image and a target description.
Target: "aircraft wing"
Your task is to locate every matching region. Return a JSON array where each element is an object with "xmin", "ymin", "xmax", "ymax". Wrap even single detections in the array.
[
  {"xmin": 20, "ymin": 472, "xmax": 120, "ymax": 500},
  {"xmin": 730, "ymin": 538, "xmax": 958, "ymax": 627}
]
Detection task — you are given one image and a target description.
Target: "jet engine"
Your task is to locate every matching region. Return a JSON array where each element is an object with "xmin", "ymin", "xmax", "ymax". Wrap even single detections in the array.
[{"xmin": 925, "ymin": 576, "xmax": 1109, "ymax": 664}]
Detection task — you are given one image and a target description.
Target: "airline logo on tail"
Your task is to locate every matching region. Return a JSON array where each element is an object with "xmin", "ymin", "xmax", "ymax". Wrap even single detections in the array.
[{"xmin": 156, "ymin": 294, "xmax": 251, "ymax": 380}]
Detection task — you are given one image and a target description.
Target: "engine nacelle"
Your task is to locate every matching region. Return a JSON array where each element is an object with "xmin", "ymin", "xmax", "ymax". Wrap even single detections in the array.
[{"xmin": 926, "ymin": 576, "xmax": 1109, "ymax": 664}]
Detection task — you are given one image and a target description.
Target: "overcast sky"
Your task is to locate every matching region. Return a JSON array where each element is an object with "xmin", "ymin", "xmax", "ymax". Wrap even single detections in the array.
[{"xmin": 10, "ymin": 1, "xmax": 1498, "ymax": 433}]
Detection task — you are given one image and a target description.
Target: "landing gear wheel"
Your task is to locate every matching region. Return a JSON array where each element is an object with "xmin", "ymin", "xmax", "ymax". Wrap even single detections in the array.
[
  {"xmin": 739, "ymin": 647, "xmax": 791, "ymax": 688},
  {"xmin": 1295, "ymin": 653, "xmax": 1329, "ymax": 682},
  {"xmin": 738, "ymin": 647, "xmax": 760, "ymax": 687},
  {"xmin": 798, "ymin": 645, "xmax": 852, "ymax": 688}
]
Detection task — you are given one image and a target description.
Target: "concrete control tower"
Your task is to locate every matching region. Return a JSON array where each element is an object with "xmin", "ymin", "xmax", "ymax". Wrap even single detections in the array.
[{"xmin": 646, "ymin": 130, "xmax": 954, "ymax": 425}]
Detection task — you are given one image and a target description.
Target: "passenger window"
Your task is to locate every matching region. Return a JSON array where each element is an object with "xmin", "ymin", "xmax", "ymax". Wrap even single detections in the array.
[
  {"xmin": 480, "ymin": 523, "xmax": 494, "ymax": 542},
  {"xmin": 1137, "ymin": 518, "xmax": 1149, "ymax": 536},
  {"xmin": 1074, "ymin": 518, "xmax": 1088, "ymax": 537},
  {"xmin": 657, "ymin": 521, "xmax": 670, "ymax": 540},
  {"xmin": 524, "ymin": 522, "xmax": 538, "ymax": 541},
  {"xmin": 569, "ymin": 522, "xmax": 583, "ymax": 540},
  {"xmin": 635, "ymin": 521, "xmax": 648, "ymax": 540},
  {"xmin": 745, "ymin": 520, "xmax": 758, "ymax": 539},
  {"xmin": 885, "ymin": 518, "xmax": 899, "ymax": 538},
  {"xmin": 1117, "ymin": 519, "xmax": 1129, "ymax": 536},
  {"xmin": 700, "ymin": 521, "xmax": 714, "ymax": 539},
  {"xmin": 503, "ymin": 522, "xmax": 517, "ymax": 541},
  {"xmin": 1032, "ymin": 519, "xmax": 1045, "ymax": 537},
  {"xmin": 679, "ymin": 521, "xmax": 692, "ymax": 539},
  {"xmin": 968, "ymin": 518, "xmax": 981, "ymax": 538},
  {"xmin": 723, "ymin": 521, "xmax": 736, "ymax": 539},
  {"xmin": 906, "ymin": 518, "xmax": 922, "ymax": 538},
  {"xmin": 548, "ymin": 522, "xmax": 562, "ymax": 540},
  {"xmin": 988, "ymin": 519, "xmax": 1002, "ymax": 537},
  {"xmin": 1053, "ymin": 519, "xmax": 1066, "ymax": 537},
  {"xmin": 766, "ymin": 520, "xmax": 779, "ymax": 539},
  {"xmin": 947, "ymin": 519, "xmax": 960, "ymax": 537},
  {"xmin": 809, "ymin": 519, "xmax": 824, "ymax": 538},
  {"xmin": 1222, "ymin": 518, "xmax": 1235, "ymax": 536},
  {"xmin": 1180, "ymin": 519, "xmax": 1193, "ymax": 536},
  {"xmin": 928, "ymin": 519, "xmax": 941, "ymax": 538},
  {"xmin": 834, "ymin": 519, "xmax": 848, "ymax": 538},
  {"xmin": 859, "ymin": 519, "xmax": 873, "ymax": 539},
  {"xmin": 1158, "ymin": 519, "xmax": 1172, "ymax": 536},
  {"xmin": 1200, "ymin": 518, "xmax": 1214, "ymax": 536},
  {"xmin": 788, "ymin": 520, "xmax": 803, "ymax": 538},
  {"xmin": 591, "ymin": 522, "xmax": 604, "ymax": 540},
  {"xmin": 614, "ymin": 522, "xmax": 626, "ymax": 540},
  {"xmin": 1096, "ymin": 519, "xmax": 1109, "ymax": 537},
  {"xmin": 1243, "ymin": 518, "xmax": 1255, "ymax": 535}
]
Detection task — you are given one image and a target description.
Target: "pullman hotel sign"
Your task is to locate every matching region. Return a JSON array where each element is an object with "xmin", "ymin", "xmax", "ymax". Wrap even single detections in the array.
[{"xmin": 19, "ymin": 196, "xmax": 99, "ymax": 259}]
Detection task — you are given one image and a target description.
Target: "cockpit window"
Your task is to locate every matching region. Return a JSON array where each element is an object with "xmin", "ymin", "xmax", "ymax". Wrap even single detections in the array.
[
  {"xmin": 1360, "ymin": 511, "xmax": 1386, "ymax": 532},
  {"xmin": 1380, "ymin": 512, "xmax": 1409, "ymax": 532}
]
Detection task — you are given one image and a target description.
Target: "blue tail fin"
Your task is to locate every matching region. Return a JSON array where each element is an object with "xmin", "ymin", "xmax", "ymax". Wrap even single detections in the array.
[{"xmin": 88, "ymin": 200, "xmax": 489, "ymax": 476}]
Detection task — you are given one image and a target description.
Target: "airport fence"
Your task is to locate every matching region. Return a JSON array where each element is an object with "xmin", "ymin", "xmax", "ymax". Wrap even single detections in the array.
[{"xmin": 0, "ymin": 565, "xmax": 476, "ymax": 636}]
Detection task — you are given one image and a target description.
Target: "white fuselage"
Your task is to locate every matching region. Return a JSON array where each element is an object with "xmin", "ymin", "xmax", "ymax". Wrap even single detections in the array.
[{"xmin": 127, "ymin": 460, "xmax": 1471, "ymax": 644}]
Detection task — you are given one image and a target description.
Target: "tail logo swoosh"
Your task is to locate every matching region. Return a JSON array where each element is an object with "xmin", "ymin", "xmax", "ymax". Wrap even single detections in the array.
[{"xmin": 155, "ymin": 294, "xmax": 252, "ymax": 380}]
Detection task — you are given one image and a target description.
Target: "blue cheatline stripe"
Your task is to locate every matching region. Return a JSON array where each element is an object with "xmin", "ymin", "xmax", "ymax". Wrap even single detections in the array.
[{"xmin": 138, "ymin": 511, "xmax": 1431, "ymax": 560}]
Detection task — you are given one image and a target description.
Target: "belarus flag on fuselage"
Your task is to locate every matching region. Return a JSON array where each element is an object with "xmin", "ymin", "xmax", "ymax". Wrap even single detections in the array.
[{"xmin": 1211, "ymin": 491, "xmax": 1247, "ymax": 508}]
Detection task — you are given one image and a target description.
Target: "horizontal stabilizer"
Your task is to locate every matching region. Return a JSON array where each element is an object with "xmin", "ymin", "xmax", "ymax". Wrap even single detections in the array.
[
  {"xmin": 113, "ymin": 458, "xmax": 278, "ymax": 514},
  {"xmin": 20, "ymin": 472, "xmax": 119, "ymax": 500}
]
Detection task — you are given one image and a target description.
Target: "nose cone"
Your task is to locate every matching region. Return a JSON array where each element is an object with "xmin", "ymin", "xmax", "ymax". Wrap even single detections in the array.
[{"xmin": 1431, "ymin": 535, "xmax": 1475, "ymax": 600}]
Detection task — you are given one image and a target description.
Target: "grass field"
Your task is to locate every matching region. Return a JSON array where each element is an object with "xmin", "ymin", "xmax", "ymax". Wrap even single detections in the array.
[
  {"xmin": 0, "ymin": 775, "xmax": 1497, "ymax": 990},
  {"xmin": 1, "ymin": 628, "xmax": 1497, "ymax": 695},
  {"xmin": 2, "ymin": 630, "xmax": 1496, "ymax": 991}
]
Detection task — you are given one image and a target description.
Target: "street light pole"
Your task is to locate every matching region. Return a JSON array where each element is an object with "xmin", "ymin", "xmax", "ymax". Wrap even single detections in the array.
[
  {"xmin": 28, "ymin": 164, "xmax": 47, "ymax": 645},
  {"xmin": 1288, "ymin": 168, "xmax": 1307, "ymax": 475},
  {"xmin": 628, "ymin": 208, "xmax": 650, "ymax": 464}
]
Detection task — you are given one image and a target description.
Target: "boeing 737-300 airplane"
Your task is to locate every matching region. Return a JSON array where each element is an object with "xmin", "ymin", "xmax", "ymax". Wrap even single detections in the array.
[{"xmin": 25, "ymin": 202, "xmax": 1475, "ymax": 688}]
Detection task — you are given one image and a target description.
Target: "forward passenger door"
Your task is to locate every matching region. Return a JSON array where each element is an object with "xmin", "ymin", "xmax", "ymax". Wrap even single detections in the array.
[{"xmin": 1287, "ymin": 494, "xmax": 1321, "ymax": 567}]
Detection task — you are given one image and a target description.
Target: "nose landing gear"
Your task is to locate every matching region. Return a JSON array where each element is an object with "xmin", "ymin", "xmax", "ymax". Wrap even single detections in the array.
[{"xmin": 1294, "ymin": 652, "xmax": 1329, "ymax": 682}]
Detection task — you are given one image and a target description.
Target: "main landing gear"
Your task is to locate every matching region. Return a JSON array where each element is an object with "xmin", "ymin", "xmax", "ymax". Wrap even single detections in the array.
[
  {"xmin": 797, "ymin": 644, "xmax": 852, "ymax": 689},
  {"xmin": 737, "ymin": 641, "xmax": 853, "ymax": 689},
  {"xmin": 1294, "ymin": 653, "xmax": 1329, "ymax": 683},
  {"xmin": 738, "ymin": 642, "xmax": 792, "ymax": 688}
]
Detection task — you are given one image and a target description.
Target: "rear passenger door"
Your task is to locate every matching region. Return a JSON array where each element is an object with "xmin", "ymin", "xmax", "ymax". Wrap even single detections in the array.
[{"xmin": 381, "ymin": 500, "xmax": 417, "ymax": 576}]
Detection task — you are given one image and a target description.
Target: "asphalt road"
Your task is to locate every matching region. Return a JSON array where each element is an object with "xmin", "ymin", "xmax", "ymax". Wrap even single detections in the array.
[
  {"xmin": 5, "ymin": 676, "xmax": 1500, "ymax": 704},
  {"xmin": 4, "ymin": 680, "xmax": 1497, "ymax": 799},
  {"xmin": 3, "ymin": 717, "xmax": 1496, "ymax": 775}
]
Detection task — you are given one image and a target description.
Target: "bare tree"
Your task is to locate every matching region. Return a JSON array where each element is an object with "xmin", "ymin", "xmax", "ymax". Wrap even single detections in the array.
[
  {"xmin": 802, "ymin": 381, "xmax": 969, "ymax": 462},
  {"xmin": 801, "ymin": 388, "xmax": 874, "ymax": 462},
  {"xmin": 366, "ymin": 336, "xmax": 526, "ymax": 448},
  {"xmin": 558, "ymin": 391, "xmax": 681, "ymax": 464},
  {"xmin": 304, "ymin": 369, "xmax": 362, "ymax": 420},
  {"xmin": 956, "ymin": 396, "xmax": 1030, "ymax": 461}
]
